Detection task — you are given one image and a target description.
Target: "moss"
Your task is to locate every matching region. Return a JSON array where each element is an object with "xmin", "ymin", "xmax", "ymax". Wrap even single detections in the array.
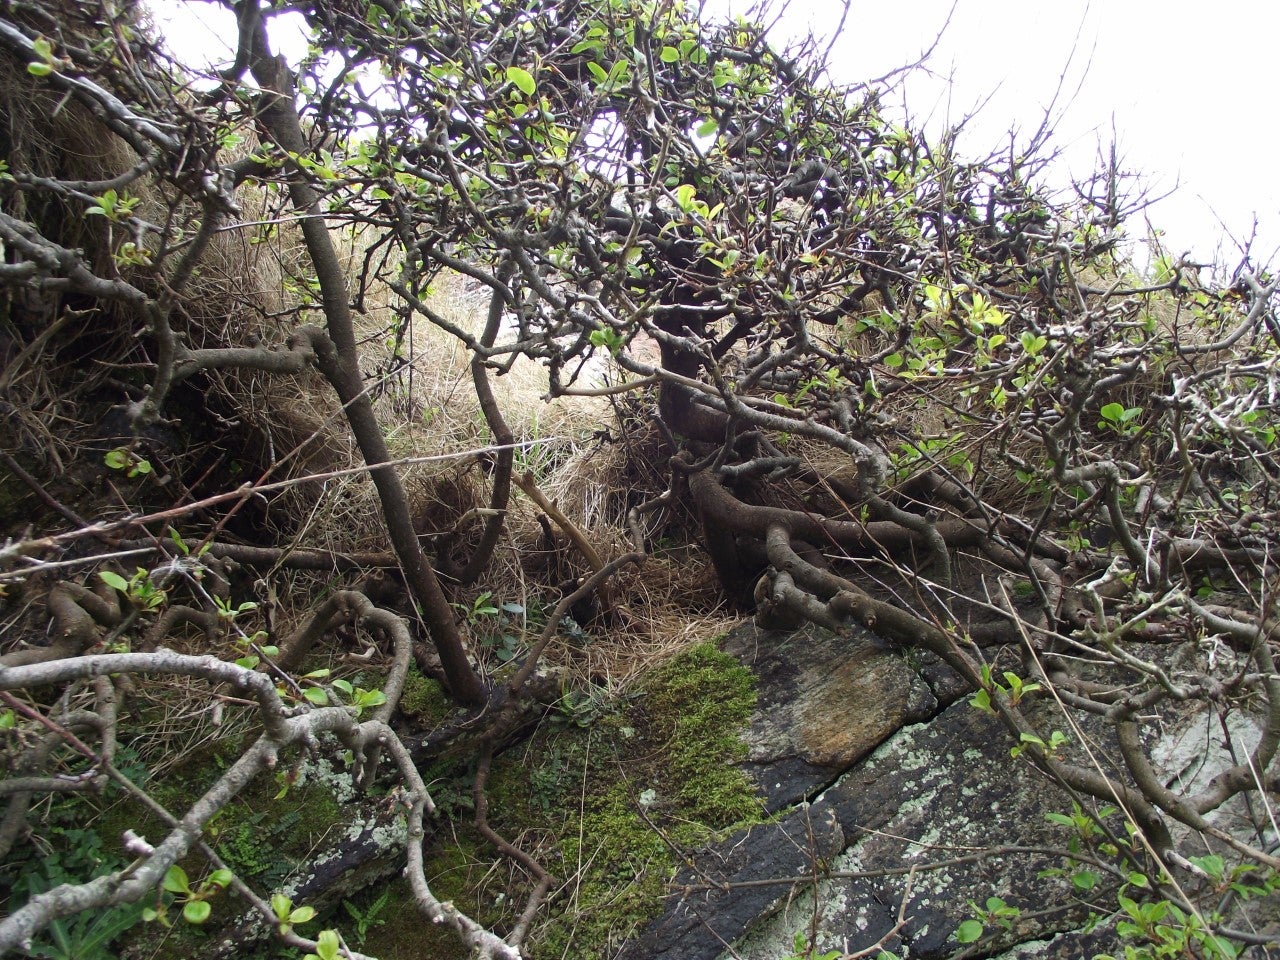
[
  {"xmin": 203, "ymin": 766, "xmax": 345, "ymax": 888},
  {"xmin": 474, "ymin": 640, "xmax": 763, "ymax": 959},
  {"xmin": 342, "ymin": 878, "xmax": 446, "ymax": 960},
  {"xmin": 533, "ymin": 774, "xmax": 678, "ymax": 958},
  {"xmin": 641, "ymin": 641, "xmax": 761, "ymax": 829},
  {"xmin": 399, "ymin": 665, "xmax": 454, "ymax": 725}
]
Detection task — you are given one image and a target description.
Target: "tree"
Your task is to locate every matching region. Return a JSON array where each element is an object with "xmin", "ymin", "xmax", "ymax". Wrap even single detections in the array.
[{"xmin": 2, "ymin": 0, "xmax": 1278, "ymax": 957}]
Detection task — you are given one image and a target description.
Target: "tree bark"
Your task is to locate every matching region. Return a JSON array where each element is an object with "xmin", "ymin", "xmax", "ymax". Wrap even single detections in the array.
[{"xmin": 245, "ymin": 29, "xmax": 485, "ymax": 706}]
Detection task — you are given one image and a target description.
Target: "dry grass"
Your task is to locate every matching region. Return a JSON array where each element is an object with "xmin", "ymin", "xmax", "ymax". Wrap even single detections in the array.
[
  {"xmin": 1, "ymin": 19, "xmax": 725, "ymax": 699},
  {"xmin": 219, "ymin": 253, "xmax": 731, "ymax": 689}
]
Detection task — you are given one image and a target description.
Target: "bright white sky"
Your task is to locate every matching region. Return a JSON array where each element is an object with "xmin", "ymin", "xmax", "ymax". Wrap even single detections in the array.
[{"xmin": 151, "ymin": 0, "xmax": 1279, "ymax": 271}]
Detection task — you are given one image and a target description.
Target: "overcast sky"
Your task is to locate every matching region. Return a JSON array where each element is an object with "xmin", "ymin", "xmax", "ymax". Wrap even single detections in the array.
[
  {"xmin": 151, "ymin": 0, "xmax": 1279, "ymax": 270},
  {"xmin": 711, "ymin": 0, "xmax": 1280, "ymax": 271}
]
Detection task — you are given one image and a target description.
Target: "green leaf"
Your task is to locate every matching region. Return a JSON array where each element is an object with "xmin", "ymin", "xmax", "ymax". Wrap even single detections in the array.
[
  {"xmin": 27, "ymin": 61, "xmax": 52, "ymax": 77},
  {"xmin": 1203, "ymin": 933, "xmax": 1241, "ymax": 959},
  {"xmin": 163, "ymin": 865, "xmax": 191, "ymax": 894},
  {"xmin": 1099, "ymin": 402, "xmax": 1125, "ymax": 423},
  {"xmin": 955, "ymin": 919, "xmax": 984, "ymax": 943},
  {"xmin": 1071, "ymin": 869, "xmax": 1099, "ymax": 891},
  {"xmin": 1188, "ymin": 854, "xmax": 1225, "ymax": 882},
  {"xmin": 1019, "ymin": 331, "xmax": 1047, "ymax": 355},
  {"xmin": 290, "ymin": 905, "xmax": 317, "ymax": 925},
  {"xmin": 332, "ymin": 678, "xmax": 354, "ymax": 696},
  {"xmin": 695, "ymin": 117, "xmax": 718, "ymax": 138},
  {"xmin": 589, "ymin": 327, "xmax": 623, "ymax": 354},
  {"xmin": 272, "ymin": 894, "xmax": 293, "ymax": 920},
  {"xmin": 99, "ymin": 571, "xmax": 130, "ymax": 593},
  {"xmin": 968, "ymin": 688, "xmax": 994, "ymax": 714},
  {"xmin": 586, "ymin": 60, "xmax": 609, "ymax": 84},
  {"xmin": 659, "ymin": 46, "xmax": 680, "ymax": 62},
  {"xmin": 167, "ymin": 528, "xmax": 190, "ymax": 554},
  {"xmin": 356, "ymin": 689, "xmax": 388, "ymax": 709},
  {"xmin": 207, "ymin": 869, "xmax": 234, "ymax": 888},
  {"xmin": 303, "ymin": 687, "xmax": 330, "ymax": 706},
  {"xmin": 104, "ymin": 448, "xmax": 130, "ymax": 470},
  {"xmin": 183, "ymin": 899, "xmax": 212, "ymax": 924},
  {"xmin": 506, "ymin": 66, "xmax": 536, "ymax": 96},
  {"xmin": 314, "ymin": 928, "xmax": 341, "ymax": 960}
]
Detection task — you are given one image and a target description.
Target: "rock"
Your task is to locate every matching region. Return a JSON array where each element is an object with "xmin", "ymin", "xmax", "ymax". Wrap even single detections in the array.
[
  {"xmin": 617, "ymin": 621, "xmax": 1117, "ymax": 960},
  {"xmin": 614, "ymin": 804, "xmax": 845, "ymax": 960},
  {"xmin": 721, "ymin": 622, "xmax": 937, "ymax": 811},
  {"xmin": 680, "ymin": 701, "xmax": 1100, "ymax": 960},
  {"xmin": 618, "ymin": 626, "xmax": 1279, "ymax": 960},
  {"xmin": 210, "ymin": 801, "xmax": 410, "ymax": 958},
  {"xmin": 722, "ymin": 701, "xmax": 1102, "ymax": 959}
]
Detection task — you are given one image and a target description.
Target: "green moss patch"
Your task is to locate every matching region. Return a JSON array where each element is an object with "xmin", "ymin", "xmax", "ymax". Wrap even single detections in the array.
[
  {"xmin": 398, "ymin": 665, "xmax": 454, "ymax": 725},
  {"xmin": 413, "ymin": 640, "xmax": 763, "ymax": 960}
]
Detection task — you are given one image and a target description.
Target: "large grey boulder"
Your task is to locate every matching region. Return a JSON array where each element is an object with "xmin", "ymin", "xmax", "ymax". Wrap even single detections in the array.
[
  {"xmin": 621, "ymin": 621, "xmax": 1264, "ymax": 960},
  {"xmin": 618, "ymin": 619, "xmax": 1279, "ymax": 960}
]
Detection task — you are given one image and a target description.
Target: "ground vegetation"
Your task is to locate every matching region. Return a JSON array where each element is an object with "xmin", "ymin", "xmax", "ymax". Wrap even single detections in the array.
[{"xmin": 1, "ymin": 0, "xmax": 1278, "ymax": 958}]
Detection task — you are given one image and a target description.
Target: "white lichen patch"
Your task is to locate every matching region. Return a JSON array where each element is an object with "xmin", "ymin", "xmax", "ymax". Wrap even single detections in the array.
[
  {"xmin": 722, "ymin": 885, "xmax": 821, "ymax": 960},
  {"xmin": 292, "ymin": 743, "xmax": 358, "ymax": 804},
  {"xmin": 348, "ymin": 810, "xmax": 408, "ymax": 849}
]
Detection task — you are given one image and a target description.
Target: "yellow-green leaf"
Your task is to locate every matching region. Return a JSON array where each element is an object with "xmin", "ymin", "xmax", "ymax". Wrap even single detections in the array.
[
  {"xmin": 163, "ymin": 865, "xmax": 190, "ymax": 894},
  {"xmin": 303, "ymin": 687, "xmax": 330, "ymax": 706},
  {"xmin": 183, "ymin": 900, "xmax": 212, "ymax": 925},
  {"xmin": 506, "ymin": 66, "xmax": 536, "ymax": 96}
]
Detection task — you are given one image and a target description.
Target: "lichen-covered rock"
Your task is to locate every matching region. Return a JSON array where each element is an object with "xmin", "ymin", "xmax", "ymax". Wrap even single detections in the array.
[
  {"xmin": 616, "ymin": 623, "xmax": 1111, "ymax": 960},
  {"xmin": 615, "ymin": 806, "xmax": 845, "ymax": 960},
  {"xmin": 722, "ymin": 622, "xmax": 937, "ymax": 811},
  {"xmin": 727, "ymin": 702, "xmax": 1098, "ymax": 959}
]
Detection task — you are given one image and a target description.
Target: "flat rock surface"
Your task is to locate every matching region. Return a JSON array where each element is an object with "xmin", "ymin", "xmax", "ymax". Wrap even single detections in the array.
[
  {"xmin": 617, "ymin": 622, "xmax": 1106, "ymax": 960},
  {"xmin": 722, "ymin": 622, "xmax": 937, "ymax": 811},
  {"xmin": 617, "ymin": 623, "xmax": 1274, "ymax": 960}
]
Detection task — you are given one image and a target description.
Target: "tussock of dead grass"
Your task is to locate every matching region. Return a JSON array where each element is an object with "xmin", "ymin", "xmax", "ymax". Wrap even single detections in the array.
[
  {"xmin": 569, "ymin": 559, "xmax": 738, "ymax": 689},
  {"xmin": 227, "ymin": 259, "xmax": 732, "ymax": 688},
  {"xmin": 359, "ymin": 273, "xmax": 739, "ymax": 685}
]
